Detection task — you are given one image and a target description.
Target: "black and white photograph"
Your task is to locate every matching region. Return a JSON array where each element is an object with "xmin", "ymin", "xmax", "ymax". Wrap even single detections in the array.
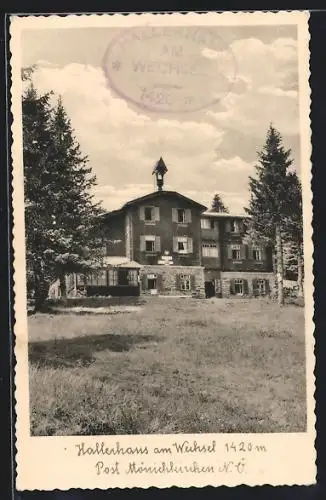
[{"xmin": 11, "ymin": 11, "xmax": 315, "ymax": 490}]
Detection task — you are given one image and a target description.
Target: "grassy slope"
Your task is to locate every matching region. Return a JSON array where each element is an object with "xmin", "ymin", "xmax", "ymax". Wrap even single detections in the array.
[{"xmin": 28, "ymin": 298, "xmax": 306, "ymax": 435}]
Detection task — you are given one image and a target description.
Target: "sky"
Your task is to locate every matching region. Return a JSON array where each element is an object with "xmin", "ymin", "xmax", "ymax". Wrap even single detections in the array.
[{"xmin": 21, "ymin": 25, "xmax": 300, "ymax": 214}]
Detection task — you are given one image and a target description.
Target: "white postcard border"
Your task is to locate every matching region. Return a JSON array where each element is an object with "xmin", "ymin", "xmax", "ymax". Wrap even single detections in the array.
[{"xmin": 10, "ymin": 10, "xmax": 316, "ymax": 490}]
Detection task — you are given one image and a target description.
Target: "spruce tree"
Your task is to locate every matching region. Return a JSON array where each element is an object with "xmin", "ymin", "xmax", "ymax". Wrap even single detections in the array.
[
  {"xmin": 283, "ymin": 171, "xmax": 304, "ymax": 297},
  {"xmin": 210, "ymin": 193, "xmax": 229, "ymax": 213},
  {"xmin": 245, "ymin": 125, "xmax": 294, "ymax": 305},
  {"xmin": 23, "ymin": 84, "xmax": 57, "ymax": 310},
  {"xmin": 23, "ymin": 85, "xmax": 103, "ymax": 310},
  {"xmin": 47, "ymin": 97, "xmax": 104, "ymax": 296}
]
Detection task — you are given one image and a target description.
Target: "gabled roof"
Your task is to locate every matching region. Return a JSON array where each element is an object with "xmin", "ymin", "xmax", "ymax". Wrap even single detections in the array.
[
  {"xmin": 102, "ymin": 191, "xmax": 207, "ymax": 218},
  {"xmin": 123, "ymin": 191, "xmax": 207, "ymax": 211}
]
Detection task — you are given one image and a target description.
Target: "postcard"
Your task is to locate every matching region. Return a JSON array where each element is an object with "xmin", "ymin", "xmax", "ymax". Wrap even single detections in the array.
[{"xmin": 10, "ymin": 11, "xmax": 315, "ymax": 489}]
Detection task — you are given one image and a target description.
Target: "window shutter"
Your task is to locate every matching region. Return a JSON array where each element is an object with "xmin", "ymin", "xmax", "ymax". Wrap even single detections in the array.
[
  {"xmin": 155, "ymin": 236, "xmax": 161, "ymax": 252},
  {"xmin": 243, "ymin": 279, "xmax": 249, "ymax": 295},
  {"xmin": 154, "ymin": 206, "xmax": 160, "ymax": 221},
  {"xmin": 190, "ymin": 274, "xmax": 196, "ymax": 291},
  {"xmin": 252, "ymin": 278, "xmax": 258, "ymax": 296},
  {"xmin": 175, "ymin": 274, "xmax": 181, "ymax": 290},
  {"xmin": 139, "ymin": 206, "xmax": 145, "ymax": 220},
  {"xmin": 265, "ymin": 279, "xmax": 270, "ymax": 294},
  {"xmin": 172, "ymin": 208, "xmax": 178, "ymax": 222},
  {"xmin": 226, "ymin": 220, "xmax": 231, "ymax": 232},
  {"xmin": 173, "ymin": 236, "xmax": 178, "ymax": 252},
  {"xmin": 261, "ymin": 245, "xmax": 266, "ymax": 261},
  {"xmin": 230, "ymin": 278, "xmax": 235, "ymax": 295},
  {"xmin": 140, "ymin": 235, "xmax": 145, "ymax": 251},
  {"xmin": 240, "ymin": 244, "xmax": 246, "ymax": 260},
  {"xmin": 248, "ymin": 243, "xmax": 253, "ymax": 260},
  {"xmin": 227, "ymin": 245, "xmax": 232, "ymax": 259},
  {"xmin": 185, "ymin": 209, "xmax": 192, "ymax": 223},
  {"xmin": 187, "ymin": 237, "xmax": 193, "ymax": 254}
]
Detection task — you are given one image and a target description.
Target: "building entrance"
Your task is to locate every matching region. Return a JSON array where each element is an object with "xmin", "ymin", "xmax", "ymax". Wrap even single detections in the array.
[{"xmin": 205, "ymin": 281, "xmax": 215, "ymax": 298}]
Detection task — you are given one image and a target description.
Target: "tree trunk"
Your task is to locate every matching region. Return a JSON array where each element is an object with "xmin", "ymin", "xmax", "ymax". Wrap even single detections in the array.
[
  {"xmin": 33, "ymin": 273, "xmax": 50, "ymax": 312},
  {"xmin": 275, "ymin": 223, "xmax": 284, "ymax": 305},
  {"xmin": 297, "ymin": 244, "xmax": 304, "ymax": 298},
  {"xmin": 272, "ymin": 247, "xmax": 278, "ymax": 298},
  {"xmin": 59, "ymin": 272, "xmax": 67, "ymax": 298}
]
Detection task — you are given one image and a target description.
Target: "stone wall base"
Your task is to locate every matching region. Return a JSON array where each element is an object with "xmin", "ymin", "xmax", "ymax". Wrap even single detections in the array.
[
  {"xmin": 220, "ymin": 271, "xmax": 275, "ymax": 298},
  {"xmin": 140, "ymin": 265, "xmax": 205, "ymax": 298}
]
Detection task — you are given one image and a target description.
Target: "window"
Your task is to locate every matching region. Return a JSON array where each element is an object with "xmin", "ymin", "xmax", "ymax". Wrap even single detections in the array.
[
  {"xmin": 252, "ymin": 246, "xmax": 262, "ymax": 261},
  {"xmin": 172, "ymin": 208, "xmax": 191, "ymax": 223},
  {"xmin": 201, "ymin": 218, "xmax": 209, "ymax": 229},
  {"xmin": 231, "ymin": 244, "xmax": 241, "ymax": 260},
  {"xmin": 145, "ymin": 235, "xmax": 155, "ymax": 252},
  {"xmin": 146, "ymin": 240, "xmax": 155, "ymax": 252},
  {"xmin": 177, "ymin": 208, "xmax": 186, "ymax": 223},
  {"xmin": 108, "ymin": 269, "xmax": 118, "ymax": 286},
  {"xmin": 144, "ymin": 206, "xmax": 154, "ymax": 221},
  {"xmin": 140, "ymin": 235, "xmax": 161, "ymax": 252},
  {"xmin": 202, "ymin": 243, "xmax": 218, "ymax": 258},
  {"xmin": 177, "ymin": 236, "xmax": 188, "ymax": 253},
  {"xmin": 173, "ymin": 236, "xmax": 193, "ymax": 254},
  {"xmin": 257, "ymin": 279, "xmax": 266, "ymax": 294},
  {"xmin": 140, "ymin": 206, "xmax": 159, "ymax": 222},
  {"xmin": 89, "ymin": 270, "xmax": 107, "ymax": 286},
  {"xmin": 76, "ymin": 274, "xmax": 86, "ymax": 286},
  {"xmin": 180, "ymin": 274, "xmax": 191, "ymax": 291},
  {"xmin": 178, "ymin": 238, "xmax": 188, "ymax": 253},
  {"xmin": 234, "ymin": 279, "xmax": 244, "ymax": 295},
  {"xmin": 127, "ymin": 269, "xmax": 138, "ymax": 286},
  {"xmin": 201, "ymin": 218, "xmax": 215, "ymax": 229},
  {"xmin": 230, "ymin": 220, "xmax": 240, "ymax": 233}
]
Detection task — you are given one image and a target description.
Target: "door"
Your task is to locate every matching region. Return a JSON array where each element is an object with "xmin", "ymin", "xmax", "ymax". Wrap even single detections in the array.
[
  {"xmin": 205, "ymin": 281, "xmax": 215, "ymax": 298},
  {"xmin": 147, "ymin": 274, "xmax": 158, "ymax": 294}
]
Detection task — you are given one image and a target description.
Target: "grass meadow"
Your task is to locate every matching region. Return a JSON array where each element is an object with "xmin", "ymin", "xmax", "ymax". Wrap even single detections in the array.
[{"xmin": 28, "ymin": 297, "xmax": 306, "ymax": 435}]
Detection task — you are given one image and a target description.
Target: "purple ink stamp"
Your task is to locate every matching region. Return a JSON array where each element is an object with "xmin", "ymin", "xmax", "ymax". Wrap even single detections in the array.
[{"xmin": 102, "ymin": 26, "xmax": 237, "ymax": 113}]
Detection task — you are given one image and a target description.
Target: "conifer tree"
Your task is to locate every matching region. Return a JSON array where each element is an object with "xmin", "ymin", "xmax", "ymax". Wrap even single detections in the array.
[
  {"xmin": 23, "ymin": 84, "xmax": 57, "ymax": 310},
  {"xmin": 283, "ymin": 171, "xmax": 304, "ymax": 297},
  {"xmin": 47, "ymin": 97, "xmax": 104, "ymax": 296},
  {"xmin": 245, "ymin": 125, "xmax": 294, "ymax": 305},
  {"xmin": 210, "ymin": 193, "xmax": 229, "ymax": 213},
  {"xmin": 23, "ymin": 85, "xmax": 103, "ymax": 310}
]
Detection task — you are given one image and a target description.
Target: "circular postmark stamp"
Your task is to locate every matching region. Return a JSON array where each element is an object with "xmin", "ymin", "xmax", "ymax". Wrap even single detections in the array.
[{"xmin": 102, "ymin": 26, "xmax": 237, "ymax": 113}]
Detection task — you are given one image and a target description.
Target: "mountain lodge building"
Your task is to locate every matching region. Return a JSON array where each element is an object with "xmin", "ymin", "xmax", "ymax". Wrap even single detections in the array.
[{"xmin": 61, "ymin": 157, "xmax": 275, "ymax": 299}]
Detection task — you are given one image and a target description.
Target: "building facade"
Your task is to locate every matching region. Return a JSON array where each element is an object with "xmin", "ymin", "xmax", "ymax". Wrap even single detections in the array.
[{"xmin": 75, "ymin": 158, "xmax": 274, "ymax": 299}]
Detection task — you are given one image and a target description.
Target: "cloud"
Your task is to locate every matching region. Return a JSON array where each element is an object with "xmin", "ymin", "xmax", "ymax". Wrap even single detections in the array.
[
  {"xmin": 258, "ymin": 86, "xmax": 298, "ymax": 99},
  {"xmin": 28, "ymin": 33, "xmax": 300, "ymax": 214},
  {"xmin": 207, "ymin": 36, "xmax": 299, "ymax": 137},
  {"xmin": 31, "ymin": 61, "xmax": 226, "ymax": 197}
]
